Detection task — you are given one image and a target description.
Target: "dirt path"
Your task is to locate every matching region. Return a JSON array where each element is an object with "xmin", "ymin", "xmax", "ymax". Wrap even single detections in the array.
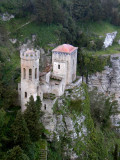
[{"xmin": 8, "ymin": 17, "xmax": 36, "ymax": 35}]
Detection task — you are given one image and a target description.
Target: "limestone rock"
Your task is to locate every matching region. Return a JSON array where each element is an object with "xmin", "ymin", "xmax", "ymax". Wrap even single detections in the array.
[
  {"xmin": 9, "ymin": 39, "xmax": 17, "ymax": 44},
  {"xmin": 39, "ymin": 48, "xmax": 45, "ymax": 55},
  {"xmin": 32, "ymin": 34, "xmax": 36, "ymax": 42},
  {"xmin": 0, "ymin": 12, "xmax": 14, "ymax": 21},
  {"xmin": 88, "ymin": 53, "xmax": 120, "ymax": 126},
  {"xmin": 118, "ymin": 40, "xmax": 120, "ymax": 45},
  {"xmin": 103, "ymin": 31, "xmax": 117, "ymax": 48},
  {"xmin": 41, "ymin": 85, "xmax": 87, "ymax": 159}
]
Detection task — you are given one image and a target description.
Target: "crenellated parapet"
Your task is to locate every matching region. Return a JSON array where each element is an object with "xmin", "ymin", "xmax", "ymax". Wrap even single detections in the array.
[{"xmin": 20, "ymin": 49, "xmax": 40, "ymax": 61}]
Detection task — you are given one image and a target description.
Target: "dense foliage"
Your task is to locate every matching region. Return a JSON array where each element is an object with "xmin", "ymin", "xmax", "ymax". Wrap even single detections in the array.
[
  {"xmin": 89, "ymin": 88, "xmax": 118, "ymax": 129},
  {"xmin": 24, "ymin": 96, "xmax": 43, "ymax": 142},
  {"xmin": 78, "ymin": 50, "xmax": 109, "ymax": 83},
  {"xmin": 0, "ymin": 96, "xmax": 45, "ymax": 160},
  {"xmin": 0, "ymin": 0, "xmax": 120, "ymax": 159}
]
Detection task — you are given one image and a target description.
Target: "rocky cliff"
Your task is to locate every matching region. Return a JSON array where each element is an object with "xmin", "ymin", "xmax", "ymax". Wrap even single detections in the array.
[
  {"xmin": 41, "ymin": 54, "xmax": 120, "ymax": 159},
  {"xmin": 88, "ymin": 54, "xmax": 120, "ymax": 127},
  {"xmin": 41, "ymin": 83, "xmax": 88, "ymax": 159}
]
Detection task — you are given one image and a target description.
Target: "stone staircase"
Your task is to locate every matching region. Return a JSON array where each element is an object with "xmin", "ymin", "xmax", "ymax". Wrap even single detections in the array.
[
  {"xmin": 39, "ymin": 140, "xmax": 47, "ymax": 160},
  {"xmin": 39, "ymin": 149, "xmax": 47, "ymax": 160}
]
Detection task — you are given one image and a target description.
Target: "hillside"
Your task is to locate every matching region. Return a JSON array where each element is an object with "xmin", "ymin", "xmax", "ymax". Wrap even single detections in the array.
[
  {"xmin": 78, "ymin": 21, "xmax": 120, "ymax": 55},
  {"xmin": 1, "ymin": 0, "xmax": 120, "ymax": 160}
]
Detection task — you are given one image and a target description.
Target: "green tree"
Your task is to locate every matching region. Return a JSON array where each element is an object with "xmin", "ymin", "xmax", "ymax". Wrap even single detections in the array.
[
  {"xmin": 35, "ymin": 0, "xmax": 53, "ymax": 24},
  {"xmin": 72, "ymin": 0, "xmax": 103, "ymax": 22},
  {"xmin": 78, "ymin": 51, "xmax": 108, "ymax": 83},
  {"xmin": 35, "ymin": 96, "xmax": 42, "ymax": 118},
  {"xmin": 89, "ymin": 88, "xmax": 118, "ymax": 128},
  {"xmin": 35, "ymin": 0, "xmax": 46, "ymax": 23},
  {"xmin": 0, "ymin": 23, "xmax": 8, "ymax": 46},
  {"xmin": 12, "ymin": 111, "xmax": 30, "ymax": 149},
  {"xmin": 24, "ymin": 96, "xmax": 43, "ymax": 142},
  {"xmin": 0, "ymin": 109, "xmax": 9, "ymax": 158},
  {"xmin": 5, "ymin": 146, "xmax": 29, "ymax": 160},
  {"xmin": 0, "ymin": 87, "xmax": 18, "ymax": 109},
  {"xmin": 113, "ymin": 144, "xmax": 118, "ymax": 160}
]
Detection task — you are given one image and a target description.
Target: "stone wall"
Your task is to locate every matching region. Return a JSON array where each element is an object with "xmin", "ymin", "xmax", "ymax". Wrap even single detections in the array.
[
  {"xmin": 52, "ymin": 50, "xmax": 77, "ymax": 85},
  {"xmin": 41, "ymin": 77, "xmax": 65, "ymax": 96},
  {"xmin": 20, "ymin": 50, "xmax": 40, "ymax": 112}
]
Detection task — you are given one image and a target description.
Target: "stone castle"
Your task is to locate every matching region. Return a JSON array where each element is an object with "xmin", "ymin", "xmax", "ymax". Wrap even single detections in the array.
[{"xmin": 18, "ymin": 44, "xmax": 78, "ymax": 112}]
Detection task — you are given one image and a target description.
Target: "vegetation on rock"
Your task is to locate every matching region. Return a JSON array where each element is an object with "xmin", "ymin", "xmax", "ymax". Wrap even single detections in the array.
[{"xmin": 0, "ymin": 0, "xmax": 120, "ymax": 159}]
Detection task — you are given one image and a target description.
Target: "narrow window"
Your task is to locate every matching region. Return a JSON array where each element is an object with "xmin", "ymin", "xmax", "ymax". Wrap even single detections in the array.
[
  {"xmin": 25, "ymin": 92, "xmax": 27, "ymax": 98},
  {"xmin": 35, "ymin": 68, "xmax": 37, "ymax": 79},
  {"xmin": 23, "ymin": 68, "xmax": 26, "ymax": 79},
  {"xmin": 44, "ymin": 104, "xmax": 46, "ymax": 110},
  {"xmin": 58, "ymin": 65, "xmax": 60, "ymax": 69},
  {"xmin": 73, "ymin": 60, "xmax": 74, "ymax": 66},
  {"xmin": 29, "ymin": 69, "xmax": 32, "ymax": 80}
]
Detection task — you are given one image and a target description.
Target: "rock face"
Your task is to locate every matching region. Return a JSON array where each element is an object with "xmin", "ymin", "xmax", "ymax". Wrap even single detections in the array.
[
  {"xmin": 9, "ymin": 39, "xmax": 17, "ymax": 44},
  {"xmin": 103, "ymin": 31, "xmax": 117, "ymax": 48},
  {"xmin": 0, "ymin": 12, "xmax": 14, "ymax": 21},
  {"xmin": 88, "ymin": 53, "xmax": 120, "ymax": 126},
  {"xmin": 41, "ymin": 85, "xmax": 87, "ymax": 159}
]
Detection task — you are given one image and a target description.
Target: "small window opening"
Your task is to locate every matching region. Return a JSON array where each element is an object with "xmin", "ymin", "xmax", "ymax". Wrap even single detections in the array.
[
  {"xmin": 73, "ymin": 60, "xmax": 74, "ymax": 66},
  {"xmin": 23, "ymin": 68, "xmax": 26, "ymax": 79},
  {"xmin": 25, "ymin": 92, "xmax": 27, "ymax": 98},
  {"xmin": 58, "ymin": 65, "xmax": 60, "ymax": 69},
  {"xmin": 35, "ymin": 68, "xmax": 37, "ymax": 79},
  {"xmin": 44, "ymin": 104, "xmax": 46, "ymax": 110},
  {"xmin": 29, "ymin": 69, "xmax": 32, "ymax": 80}
]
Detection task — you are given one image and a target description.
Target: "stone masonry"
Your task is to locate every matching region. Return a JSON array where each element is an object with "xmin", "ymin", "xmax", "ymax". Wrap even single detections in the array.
[{"xmin": 18, "ymin": 44, "xmax": 78, "ymax": 112}]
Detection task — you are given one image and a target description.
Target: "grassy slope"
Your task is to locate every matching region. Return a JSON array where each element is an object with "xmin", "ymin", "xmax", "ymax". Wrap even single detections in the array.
[
  {"xmin": 78, "ymin": 21, "xmax": 120, "ymax": 55},
  {"xmin": 3, "ymin": 18, "xmax": 120, "ymax": 83},
  {"xmin": 5, "ymin": 17, "xmax": 61, "ymax": 48},
  {"xmin": 5, "ymin": 18, "xmax": 120, "ymax": 55}
]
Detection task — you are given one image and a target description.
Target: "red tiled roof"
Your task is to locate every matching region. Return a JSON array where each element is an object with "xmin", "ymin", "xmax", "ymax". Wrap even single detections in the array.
[{"xmin": 52, "ymin": 44, "xmax": 78, "ymax": 53}]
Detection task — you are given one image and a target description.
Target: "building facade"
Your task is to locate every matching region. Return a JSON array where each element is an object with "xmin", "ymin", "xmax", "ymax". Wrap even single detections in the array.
[{"xmin": 18, "ymin": 44, "xmax": 78, "ymax": 112}]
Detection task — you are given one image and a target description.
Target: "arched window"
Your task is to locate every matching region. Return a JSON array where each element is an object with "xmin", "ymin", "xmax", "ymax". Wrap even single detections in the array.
[
  {"xmin": 29, "ymin": 69, "xmax": 32, "ymax": 80},
  {"xmin": 25, "ymin": 92, "xmax": 27, "ymax": 98},
  {"xmin": 35, "ymin": 68, "xmax": 37, "ymax": 79},
  {"xmin": 58, "ymin": 64, "xmax": 60, "ymax": 69},
  {"xmin": 23, "ymin": 68, "xmax": 26, "ymax": 79}
]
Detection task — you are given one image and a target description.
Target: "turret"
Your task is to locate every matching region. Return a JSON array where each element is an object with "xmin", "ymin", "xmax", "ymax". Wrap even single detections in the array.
[{"xmin": 20, "ymin": 49, "xmax": 40, "ymax": 112}]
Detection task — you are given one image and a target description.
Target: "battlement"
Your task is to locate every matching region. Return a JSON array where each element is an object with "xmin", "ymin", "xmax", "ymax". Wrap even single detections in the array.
[{"xmin": 20, "ymin": 49, "xmax": 40, "ymax": 60}]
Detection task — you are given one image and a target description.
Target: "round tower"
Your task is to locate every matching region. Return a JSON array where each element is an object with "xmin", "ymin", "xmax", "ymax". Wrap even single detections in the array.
[{"xmin": 20, "ymin": 49, "xmax": 40, "ymax": 112}]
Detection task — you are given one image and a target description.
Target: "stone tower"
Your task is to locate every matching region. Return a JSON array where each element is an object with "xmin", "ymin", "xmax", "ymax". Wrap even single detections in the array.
[
  {"xmin": 52, "ymin": 44, "xmax": 78, "ymax": 85},
  {"xmin": 20, "ymin": 49, "xmax": 40, "ymax": 112}
]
